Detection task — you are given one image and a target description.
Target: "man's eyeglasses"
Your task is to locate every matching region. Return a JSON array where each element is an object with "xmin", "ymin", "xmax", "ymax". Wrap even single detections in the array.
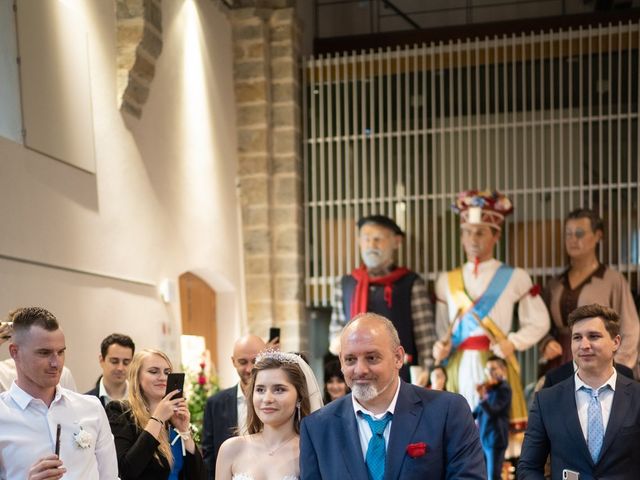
[{"xmin": 564, "ymin": 228, "xmax": 589, "ymax": 239}]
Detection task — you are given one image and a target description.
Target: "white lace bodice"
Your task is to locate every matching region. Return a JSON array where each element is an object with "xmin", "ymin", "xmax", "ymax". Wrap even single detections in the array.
[{"xmin": 232, "ymin": 475, "xmax": 298, "ymax": 480}]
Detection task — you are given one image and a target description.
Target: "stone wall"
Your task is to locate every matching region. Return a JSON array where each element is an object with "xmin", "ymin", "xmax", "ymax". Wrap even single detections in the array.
[
  {"xmin": 230, "ymin": 2, "xmax": 305, "ymax": 351},
  {"xmin": 116, "ymin": 0, "xmax": 163, "ymax": 118}
]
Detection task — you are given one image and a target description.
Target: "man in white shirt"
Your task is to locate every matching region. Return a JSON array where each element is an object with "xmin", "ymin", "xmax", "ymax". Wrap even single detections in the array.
[
  {"xmin": 85, "ymin": 333, "xmax": 135, "ymax": 406},
  {"xmin": 300, "ymin": 313, "xmax": 485, "ymax": 479},
  {"xmin": 519, "ymin": 304, "xmax": 640, "ymax": 479},
  {"xmin": 0, "ymin": 307, "xmax": 118, "ymax": 480}
]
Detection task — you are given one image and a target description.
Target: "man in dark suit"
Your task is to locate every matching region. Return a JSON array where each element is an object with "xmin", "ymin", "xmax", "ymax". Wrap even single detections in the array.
[
  {"xmin": 202, "ymin": 334, "xmax": 266, "ymax": 478},
  {"xmin": 85, "ymin": 333, "xmax": 135, "ymax": 407},
  {"xmin": 300, "ymin": 313, "xmax": 485, "ymax": 480},
  {"xmin": 519, "ymin": 304, "xmax": 640, "ymax": 479}
]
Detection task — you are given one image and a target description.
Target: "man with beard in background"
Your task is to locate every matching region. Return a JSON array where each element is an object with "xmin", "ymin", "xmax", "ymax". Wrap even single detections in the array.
[{"xmin": 328, "ymin": 215, "xmax": 435, "ymax": 382}]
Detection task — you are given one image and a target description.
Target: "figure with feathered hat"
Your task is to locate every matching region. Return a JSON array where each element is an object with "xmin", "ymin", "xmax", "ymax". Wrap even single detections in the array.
[{"xmin": 432, "ymin": 190, "xmax": 550, "ymax": 464}]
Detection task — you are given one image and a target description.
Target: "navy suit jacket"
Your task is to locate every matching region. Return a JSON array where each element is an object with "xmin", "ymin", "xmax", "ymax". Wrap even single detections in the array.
[
  {"xmin": 300, "ymin": 381, "xmax": 485, "ymax": 480},
  {"xmin": 473, "ymin": 380, "xmax": 511, "ymax": 449},
  {"xmin": 202, "ymin": 385, "xmax": 238, "ymax": 479},
  {"xmin": 519, "ymin": 374, "xmax": 640, "ymax": 479},
  {"xmin": 84, "ymin": 377, "xmax": 106, "ymax": 407}
]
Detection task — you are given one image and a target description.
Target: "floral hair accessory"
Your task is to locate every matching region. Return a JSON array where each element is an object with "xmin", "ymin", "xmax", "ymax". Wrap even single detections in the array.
[
  {"xmin": 406, "ymin": 442, "xmax": 427, "ymax": 458},
  {"xmin": 255, "ymin": 349, "xmax": 300, "ymax": 365},
  {"xmin": 451, "ymin": 189, "xmax": 513, "ymax": 230},
  {"xmin": 74, "ymin": 426, "xmax": 92, "ymax": 449}
]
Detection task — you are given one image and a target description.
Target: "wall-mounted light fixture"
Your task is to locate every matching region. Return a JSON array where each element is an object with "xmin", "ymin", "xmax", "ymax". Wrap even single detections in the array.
[{"xmin": 159, "ymin": 278, "xmax": 176, "ymax": 303}]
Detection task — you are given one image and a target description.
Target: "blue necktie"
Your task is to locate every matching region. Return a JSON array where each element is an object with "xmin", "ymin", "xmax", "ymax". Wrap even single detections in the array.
[
  {"xmin": 360, "ymin": 412, "xmax": 392, "ymax": 480},
  {"xmin": 581, "ymin": 385, "xmax": 610, "ymax": 463}
]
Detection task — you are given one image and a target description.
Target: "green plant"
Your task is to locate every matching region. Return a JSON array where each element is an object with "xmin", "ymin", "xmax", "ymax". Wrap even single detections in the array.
[{"xmin": 185, "ymin": 360, "xmax": 219, "ymax": 445}]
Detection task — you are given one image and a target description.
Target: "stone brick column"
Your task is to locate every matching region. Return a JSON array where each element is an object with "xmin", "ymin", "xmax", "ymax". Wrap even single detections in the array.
[
  {"xmin": 230, "ymin": 3, "xmax": 305, "ymax": 351},
  {"xmin": 116, "ymin": 0, "xmax": 163, "ymax": 118}
]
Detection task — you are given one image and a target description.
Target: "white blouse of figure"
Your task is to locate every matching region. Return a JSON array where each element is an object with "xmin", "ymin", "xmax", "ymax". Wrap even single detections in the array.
[{"xmin": 216, "ymin": 367, "xmax": 301, "ymax": 480}]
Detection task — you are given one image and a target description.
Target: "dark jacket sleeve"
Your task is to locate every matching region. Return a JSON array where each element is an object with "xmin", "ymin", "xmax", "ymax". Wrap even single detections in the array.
[
  {"xmin": 182, "ymin": 444, "xmax": 206, "ymax": 480},
  {"xmin": 478, "ymin": 382, "xmax": 512, "ymax": 417},
  {"xmin": 517, "ymin": 393, "xmax": 548, "ymax": 479},
  {"xmin": 202, "ymin": 394, "xmax": 216, "ymax": 475},
  {"xmin": 106, "ymin": 401, "xmax": 163, "ymax": 479},
  {"xmin": 299, "ymin": 417, "xmax": 322, "ymax": 480}
]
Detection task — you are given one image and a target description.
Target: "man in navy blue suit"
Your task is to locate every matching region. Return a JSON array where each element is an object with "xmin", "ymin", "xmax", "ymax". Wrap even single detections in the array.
[
  {"xmin": 300, "ymin": 312, "xmax": 485, "ymax": 480},
  {"xmin": 473, "ymin": 356, "xmax": 512, "ymax": 480},
  {"xmin": 519, "ymin": 304, "xmax": 640, "ymax": 479}
]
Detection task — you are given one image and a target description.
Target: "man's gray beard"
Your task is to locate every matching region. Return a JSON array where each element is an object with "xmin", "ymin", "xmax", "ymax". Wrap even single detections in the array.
[
  {"xmin": 362, "ymin": 250, "xmax": 384, "ymax": 269},
  {"xmin": 351, "ymin": 383, "xmax": 379, "ymax": 402}
]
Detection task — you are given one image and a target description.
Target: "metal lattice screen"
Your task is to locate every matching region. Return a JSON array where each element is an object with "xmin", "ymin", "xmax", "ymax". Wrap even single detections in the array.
[
  {"xmin": 304, "ymin": 22, "xmax": 640, "ymax": 306},
  {"xmin": 303, "ymin": 22, "xmax": 640, "ymax": 382}
]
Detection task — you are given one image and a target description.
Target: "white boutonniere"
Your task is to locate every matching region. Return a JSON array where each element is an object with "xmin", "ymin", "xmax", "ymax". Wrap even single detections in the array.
[{"xmin": 73, "ymin": 426, "xmax": 92, "ymax": 449}]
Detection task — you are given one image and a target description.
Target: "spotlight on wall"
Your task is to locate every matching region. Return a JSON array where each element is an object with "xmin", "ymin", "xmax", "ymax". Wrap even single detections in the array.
[{"xmin": 159, "ymin": 278, "xmax": 176, "ymax": 304}]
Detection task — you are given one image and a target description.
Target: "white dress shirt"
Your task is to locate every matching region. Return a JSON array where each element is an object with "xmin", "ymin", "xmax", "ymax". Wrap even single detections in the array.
[
  {"xmin": 97, "ymin": 377, "xmax": 128, "ymax": 405},
  {"xmin": 236, "ymin": 383, "xmax": 248, "ymax": 435},
  {"xmin": 0, "ymin": 382, "xmax": 118, "ymax": 480},
  {"xmin": 574, "ymin": 369, "xmax": 617, "ymax": 442},
  {"xmin": 351, "ymin": 379, "xmax": 402, "ymax": 460}
]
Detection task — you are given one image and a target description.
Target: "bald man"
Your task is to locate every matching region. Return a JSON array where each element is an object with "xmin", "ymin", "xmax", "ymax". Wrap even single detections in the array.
[
  {"xmin": 300, "ymin": 313, "xmax": 485, "ymax": 479},
  {"xmin": 202, "ymin": 334, "xmax": 266, "ymax": 478}
]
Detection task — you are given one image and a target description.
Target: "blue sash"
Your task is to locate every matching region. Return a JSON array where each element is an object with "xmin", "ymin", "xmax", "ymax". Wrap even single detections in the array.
[{"xmin": 451, "ymin": 264, "xmax": 514, "ymax": 348}]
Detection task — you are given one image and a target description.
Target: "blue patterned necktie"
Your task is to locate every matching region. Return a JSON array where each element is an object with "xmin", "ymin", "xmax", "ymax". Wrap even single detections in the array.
[
  {"xmin": 360, "ymin": 412, "xmax": 392, "ymax": 480},
  {"xmin": 581, "ymin": 385, "xmax": 610, "ymax": 463}
]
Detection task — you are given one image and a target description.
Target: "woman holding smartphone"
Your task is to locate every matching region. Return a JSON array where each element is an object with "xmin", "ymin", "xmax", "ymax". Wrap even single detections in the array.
[{"xmin": 106, "ymin": 349, "xmax": 205, "ymax": 480}]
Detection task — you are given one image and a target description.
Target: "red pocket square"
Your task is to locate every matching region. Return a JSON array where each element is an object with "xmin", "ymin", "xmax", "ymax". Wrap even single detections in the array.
[{"xmin": 406, "ymin": 442, "xmax": 427, "ymax": 458}]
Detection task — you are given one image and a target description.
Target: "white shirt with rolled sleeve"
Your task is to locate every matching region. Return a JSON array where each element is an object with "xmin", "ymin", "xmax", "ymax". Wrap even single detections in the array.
[{"xmin": 0, "ymin": 382, "xmax": 118, "ymax": 480}]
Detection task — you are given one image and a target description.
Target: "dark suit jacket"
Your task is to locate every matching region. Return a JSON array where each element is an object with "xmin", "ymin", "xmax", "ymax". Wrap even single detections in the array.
[
  {"xmin": 84, "ymin": 377, "xmax": 103, "ymax": 406},
  {"xmin": 518, "ymin": 374, "xmax": 640, "ymax": 479},
  {"xmin": 106, "ymin": 401, "xmax": 205, "ymax": 480},
  {"xmin": 543, "ymin": 361, "xmax": 635, "ymax": 388},
  {"xmin": 300, "ymin": 381, "xmax": 485, "ymax": 479},
  {"xmin": 472, "ymin": 380, "xmax": 511, "ymax": 449},
  {"xmin": 202, "ymin": 385, "xmax": 238, "ymax": 479}
]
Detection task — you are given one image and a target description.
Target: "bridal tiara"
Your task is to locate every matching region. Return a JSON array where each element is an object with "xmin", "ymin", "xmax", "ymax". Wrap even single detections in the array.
[{"xmin": 255, "ymin": 349, "xmax": 300, "ymax": 365}]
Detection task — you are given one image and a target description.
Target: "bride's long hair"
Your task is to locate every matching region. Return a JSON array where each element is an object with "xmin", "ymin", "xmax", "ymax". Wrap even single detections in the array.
[{"xmin": 246, "ymin": 355, "xmax": 311, "ymax": 434}]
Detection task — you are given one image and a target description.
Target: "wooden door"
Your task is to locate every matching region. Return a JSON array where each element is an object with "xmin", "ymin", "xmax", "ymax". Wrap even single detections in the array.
[{"xmin": 179, "ymin": 272, "xmax": 217, "ymax": 363}]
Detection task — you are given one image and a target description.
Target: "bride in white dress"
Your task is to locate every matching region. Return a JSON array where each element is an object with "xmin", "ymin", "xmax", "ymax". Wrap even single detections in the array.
[{"xmin": 215, "ymin": 351, "xmax": 323, "ymax": 480}]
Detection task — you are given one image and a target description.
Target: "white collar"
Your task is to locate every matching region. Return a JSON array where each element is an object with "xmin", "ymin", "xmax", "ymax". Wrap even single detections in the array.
[
  {"xmin": 236, "ymin": 383, "xmax": 246, "ymax": 401},
  {"xmin": 574, "ymin": 368, "xmax": 617, "ymax": 393},
  {"xmin": 9, "ymin": 381, "xmax": 67, "ymax": 410},
  {"xmin": 351, "ymin": 378, "xmax": 402, "ymax": 419},
  {"xmin": 98, "ymin": 378, "xmax": 128, "ymax": 403}
]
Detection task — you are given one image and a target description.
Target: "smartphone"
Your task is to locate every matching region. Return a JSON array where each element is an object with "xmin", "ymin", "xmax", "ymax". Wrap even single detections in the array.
[
  {"xmin": 165, "ymin": 373, "xmax": 185, "ymax": 400},
  {"xmin": 269, "ymin": 327, "xmax": 281, "ymax": 343},
  {"xmin": 562, "ymin": 469, "xmax": 580, "ymax": 480}
]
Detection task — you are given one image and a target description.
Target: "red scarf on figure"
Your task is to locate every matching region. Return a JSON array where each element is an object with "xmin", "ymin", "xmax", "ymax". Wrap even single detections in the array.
[{"xmin": 350, "ymin": 265, "xmax": 411, "ymax": 318}]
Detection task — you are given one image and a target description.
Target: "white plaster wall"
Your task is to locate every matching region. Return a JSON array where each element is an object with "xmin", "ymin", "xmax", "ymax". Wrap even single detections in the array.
[{"xmin": 0, "ymin": 0, "xmax": 244, "ymax": 390}]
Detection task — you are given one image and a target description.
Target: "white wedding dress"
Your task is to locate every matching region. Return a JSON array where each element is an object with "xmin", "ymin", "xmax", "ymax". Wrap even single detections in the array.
[{"xmin": 232, "ymin": 475, "xmax": 298, "ymax": 480}]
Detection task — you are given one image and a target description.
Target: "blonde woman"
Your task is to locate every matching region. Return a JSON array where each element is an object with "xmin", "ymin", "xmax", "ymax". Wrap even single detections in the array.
[
  {"xmin": 215, "ymin": 351, "xmax": 323, "ymax": 480},
  {"xmin": 106, "ymin": 349, "xmax": 205, "ymax": 480}
]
